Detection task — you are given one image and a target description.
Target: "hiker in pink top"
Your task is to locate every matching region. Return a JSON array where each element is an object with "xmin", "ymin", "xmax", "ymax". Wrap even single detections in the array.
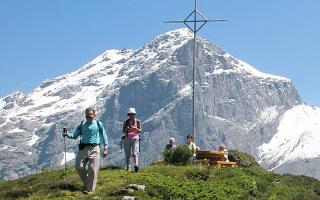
[{"xmin": 122, "ymin": 108, "xmax": 142, "ymax": 172}]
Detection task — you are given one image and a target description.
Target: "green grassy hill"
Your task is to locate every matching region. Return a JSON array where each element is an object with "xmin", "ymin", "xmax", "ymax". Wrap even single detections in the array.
[{"xmin": 1, "ymin": 152, "xmax": 320, "ymax": 200}]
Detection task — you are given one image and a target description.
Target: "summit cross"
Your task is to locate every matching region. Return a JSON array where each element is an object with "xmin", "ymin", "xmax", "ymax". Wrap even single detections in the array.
[{"xmin": 165, "ymin": 0, "xmax": 226, "ymax": 142}]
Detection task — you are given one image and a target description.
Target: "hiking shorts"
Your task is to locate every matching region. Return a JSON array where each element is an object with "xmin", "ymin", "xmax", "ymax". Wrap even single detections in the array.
[{"xmin": 123, "ymin": 137, "xmax": 139, "ymax": 158}]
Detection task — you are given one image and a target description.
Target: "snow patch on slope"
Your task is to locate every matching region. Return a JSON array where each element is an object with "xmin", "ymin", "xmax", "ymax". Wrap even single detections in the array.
[
  {"xmin": 223, "ymin": 53, "xmax": 290, "ymax": 82},
  {"xmin": 60, "ymin": 152, "xmax": 76, "ymax": 166},
  {"xmin": 0, "ymin": 145, "xmax": 9, "ymax": 150},
  {"xmin": 8, "ymin": 128, "xmax": 26, "ymax": 133},
  {"xmin": 27, "ymin": 130, "xmax": 40, "ymax": 146},
  {"xmin": 258, "ymin": 106, "xmax": 279, "ymax": 123},
  {"xmin": 178, "ymin": 84, "xmax": 192, "ymax": 95},
  {"xmin": 258, "ymin": 104, "xmax": 320, "ymax": 171},
  {"xmin": 0, "ymin": 99, "xmax": 5, "ymax": 109}
]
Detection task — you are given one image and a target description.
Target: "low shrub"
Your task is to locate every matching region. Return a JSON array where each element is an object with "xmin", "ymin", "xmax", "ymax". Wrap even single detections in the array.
[
  {"xmin": 228, "ymin": 150, "xmax": 260, "ymax": 167},
  {"xmin": 186, "ymin": 168, "xmax": 210, "ymax": 181},
  {"xmin": 163, "ymin": 145, "xmax": 192, "ymax": 165}
]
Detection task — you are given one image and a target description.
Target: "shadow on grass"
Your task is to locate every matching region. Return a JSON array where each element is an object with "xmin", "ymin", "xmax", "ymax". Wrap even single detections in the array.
[
  {"xmin": 100, "ymin": 165, "xmax": 122, "ymax": 170},
  {"xmin": 49, "ymin": 181, "xmax": 81, "ymax": 192},
  {"xmin": 5, "ymin": 190, "xmax": 30, "ymax": 199}
]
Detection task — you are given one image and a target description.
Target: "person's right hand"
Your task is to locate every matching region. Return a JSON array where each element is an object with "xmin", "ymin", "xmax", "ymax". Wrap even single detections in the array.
[
  {"xmin": 62, "ymin": 128, "xmax": 68, "ymax": 137},
  {"xmin": 102, "ymin": 149, "xmax": 108, "ymax": 158}
]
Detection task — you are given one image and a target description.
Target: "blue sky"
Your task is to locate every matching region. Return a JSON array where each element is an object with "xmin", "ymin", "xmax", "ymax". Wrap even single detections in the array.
[{"xmin": 1, "ymin": 0, "xmax": 319, "ymax": 106}]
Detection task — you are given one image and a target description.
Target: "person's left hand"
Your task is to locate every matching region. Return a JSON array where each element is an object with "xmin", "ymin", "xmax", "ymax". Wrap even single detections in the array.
[
  {"xmin": 133, "ymin": 127, "xmax": 141, "ymax": 132},
  {"xmin": 102, "ymin": 149, "xmax": 108, "ymax": 158}
]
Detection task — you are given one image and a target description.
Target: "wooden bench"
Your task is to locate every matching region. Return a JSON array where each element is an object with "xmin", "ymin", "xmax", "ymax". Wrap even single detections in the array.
[
  {"xmin": 211, "ymin": 161, "xmax": 237, "ymax": 168},
  {"xmin": 196, "ymin": 151, "xmax": 225, "ymax": 160},
  {"xmin": 193, "ymin": 150, "xmax": 237, "ymax": 168}
]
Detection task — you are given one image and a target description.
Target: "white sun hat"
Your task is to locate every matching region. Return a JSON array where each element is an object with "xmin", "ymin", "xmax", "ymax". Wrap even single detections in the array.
[
  {"xmin": 169, "ymin": 138, "xmax": 175, "ymax": 143},
  {"xmin": 127, "ymin": 107, "xmax": 137, "ymax": 114}
]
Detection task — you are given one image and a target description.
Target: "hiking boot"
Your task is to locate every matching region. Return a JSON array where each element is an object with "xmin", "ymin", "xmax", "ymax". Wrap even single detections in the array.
[
  {"xmin": 82, "ymin": 187, "xmax": 90, "ymax": 194},
  {"xmin": 134, "ymin": 165, "xmax": 139, "ymax": 172},
  {"xmin": 82, "ymin": 190, "xmax": 93, "ymax": 195}
]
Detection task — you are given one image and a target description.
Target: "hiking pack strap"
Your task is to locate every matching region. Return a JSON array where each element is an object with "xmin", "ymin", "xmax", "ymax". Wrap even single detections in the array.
[
  {"xmin": 78, "ymin": 120, "xmax": 103, "ymax": 142},
  {"xmin": 125, "ymin": 119, "xmax": 141, "ymax": 129},
  {"xmin": 78, "ymin": 121, "xmax": 84, "ymax": 136},
  {"xmin": 96, "ymin": 120, "xmax": 102, "ymax": 134},
  {"xmin": 137, "ymin": 120, "xmax": 140, "ymax": 129}
]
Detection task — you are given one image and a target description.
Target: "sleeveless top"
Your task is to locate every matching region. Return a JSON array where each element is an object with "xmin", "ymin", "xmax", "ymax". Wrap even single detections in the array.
[{"xmin": 127, "ymin": 119, "xmax": 139, "ymax": 140}]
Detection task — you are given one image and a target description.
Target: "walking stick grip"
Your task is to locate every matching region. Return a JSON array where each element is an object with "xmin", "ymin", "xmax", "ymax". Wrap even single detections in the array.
[{"xmin": 63, "ymin": 128, "xmax": 67, "ymax": 137}]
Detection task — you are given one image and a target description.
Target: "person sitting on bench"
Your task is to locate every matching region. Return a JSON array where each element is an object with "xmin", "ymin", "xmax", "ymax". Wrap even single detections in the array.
[
  {"xmin": 217, "ymin": 144, "xmax": 229, "ymax": 162},
  {"xmin": 186, "ymin": 135, "xmax": 198, "ymax": 160}
]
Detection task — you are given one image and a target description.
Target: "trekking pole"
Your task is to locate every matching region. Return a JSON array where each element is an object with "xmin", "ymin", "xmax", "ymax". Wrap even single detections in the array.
[
  {"xmin": 64, "ymin": 137, "xmax": 67, "ymax": 172},
  {"xmin": 62, "ymin": 128, "xmax": 69, "ymax": 190},
  {"xmin": 139, "ymin": 136, "xmax": 141, "ymax": 153},
  {"xmin": 63, "ymin": 128, "xmax": 67, "ymax": 175}
]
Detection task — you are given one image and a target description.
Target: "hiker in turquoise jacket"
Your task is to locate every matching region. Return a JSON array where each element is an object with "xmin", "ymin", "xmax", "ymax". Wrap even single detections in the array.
[{"xmin": 63, "ymin": 107, "xmax": 108, "ymax": 194}]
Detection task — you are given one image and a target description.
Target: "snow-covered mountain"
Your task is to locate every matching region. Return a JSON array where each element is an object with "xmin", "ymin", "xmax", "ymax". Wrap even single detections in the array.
[
  {"xmin": 258, "ymin": 104, "xmax": 320, "ymax": 179},
  {"xmin": 0, "ymin": 28, "xmax": 317, "ymax": 180}
]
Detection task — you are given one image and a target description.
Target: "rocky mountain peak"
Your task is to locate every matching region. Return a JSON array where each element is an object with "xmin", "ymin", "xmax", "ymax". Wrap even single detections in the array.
[
  {"xmin": 152, "ymin": 28, "xmax": 193, "ymax": 44},
  {"xmin": 0, "ymin": 91, "xmax": 26, "ymax": 110}
]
